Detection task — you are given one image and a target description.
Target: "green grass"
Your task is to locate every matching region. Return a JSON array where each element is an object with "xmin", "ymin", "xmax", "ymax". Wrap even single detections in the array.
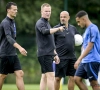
[{"xmin": 2, "ymin": 84, "xmax": 92, "ymax": 90}]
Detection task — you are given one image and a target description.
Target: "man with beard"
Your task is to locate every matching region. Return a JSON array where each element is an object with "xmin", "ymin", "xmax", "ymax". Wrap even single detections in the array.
[{"xmin": 54, "ymin": 11, "xmax": 79, "ymax": 90}]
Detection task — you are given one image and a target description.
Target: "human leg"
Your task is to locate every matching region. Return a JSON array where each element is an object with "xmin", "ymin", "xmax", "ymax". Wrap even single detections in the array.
[
  {"xmin": 74, "ymin": 63, "xmax": 88, "ymax": 90},
  {"xmin": 40, "ymin": 74, "xmax": 47, "ymax": 90},
  {"xmin": 54, "ymin": 59, "xmax": 68, "ymax": 90},
  {"xmin": 14, "ymin": 70, "xmax": 25, "ymax": 90},
  {"xmin": 0, "ymin": 74, "xmax": 7, "ymax": 90},
  {"xmin": 10, "ymin": 56, "xmax": 25, "ymax": 90},
  {"xmin": 46, "ymin": 72, "xmax": 55, "ymax": 90},
  {"xmin": 87, "ymin": 62, "xmax": 100, "ymax": 90},
  {"xmin": 74, "ymin": 76, "xmax": 88, "ymax": 90},
  {"xmin": 68, "ymin": 76, "xmax": 75, "ymax": 90},
  {"xmin": 54, "ymin": 77, "xmax": 61, "ymax": 90},
  {"xmin": 38, "ymin": 55, "xmax": 54, "ymax": 90},
  {"xmin": 90, "ymin": 80, "xmax": 100, "ymax": 90},
  {"xmin": 0, "ymin": 56, "xmax": 8, "ymax": 90},
  {"xmin": 67, "ymin": 59, "xmax": 76, "ymax": 90}
]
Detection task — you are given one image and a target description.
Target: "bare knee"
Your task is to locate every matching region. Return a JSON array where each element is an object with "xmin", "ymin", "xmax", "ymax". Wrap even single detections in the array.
[
  {"xmin": 55, "ymin": 77, "xmax": 61, "ymax": 82},
  {"xmin": 74, "ymin": 76, "xmax": 78, "ymax": 83},
  {"xmin": 74, "ymin": 76, "xmax": 82, "ymax": 85},
  {"xmin": 69, "ymin": 76, "xmax": 74, "ymax": 82},
  {"xmin": 90, "ymin": 80, "xmax": 100, "ymax": 90},
  {"xmin": 15, "ymin": 70, "xmax": 24, "ymax": 78},
  {"xmin": 0, "ymin": 74, "xmax": 7, "ymax": 80},
  {"xmin": 46, "ymin": 72, "xmax": 55, "ymax": 81},
  {"xmin": 46, "ymin": 72, "xmax": 54, "ymax": 77}
]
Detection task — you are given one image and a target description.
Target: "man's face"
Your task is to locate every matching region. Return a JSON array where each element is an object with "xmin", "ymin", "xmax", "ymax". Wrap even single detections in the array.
[
  {"xmin": 7, "ymin": 5, "xmax": 17, "ymax": 18},
  {"xmin": 76, "ymin": 17, "xmax": 85, "ymax": 28},
  {"xmin": 41, "ymin": 6, "xmax": 51, "ymax": 19},
  {"xmin": 60, "ymin": 12, "xmax": 70, "ymax": 25}
]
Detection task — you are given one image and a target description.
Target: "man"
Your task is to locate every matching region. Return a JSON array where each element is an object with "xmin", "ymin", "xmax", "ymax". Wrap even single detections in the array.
[
  {"xmin": 0, "ymin": 2, "xmax": 27, "ymax": 90},
  {"xmin": 35, "ymin": 3, "xmax": 64, "ymax": 90},
  {"xmin": 74, "ymin": 10, "xmax": 100, "ymax": 90},
  {"xmin": 54, "ymin": 11, "xmax": 79, "ymax": 90}
]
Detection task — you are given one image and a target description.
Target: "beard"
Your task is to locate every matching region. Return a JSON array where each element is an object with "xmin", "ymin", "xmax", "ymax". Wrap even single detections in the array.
[{"xmin": 61, "ymin": 21, "xmax": 65, "ymax": 26}]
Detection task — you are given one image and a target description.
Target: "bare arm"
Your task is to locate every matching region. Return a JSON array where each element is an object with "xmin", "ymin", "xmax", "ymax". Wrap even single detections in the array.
[
  {"xmin": 74, "ymin": 42, "xmax": 94, "ymax": 69},
  {"xmin": 13, "ymin": 43, "xmax": 27, "ymax": 56},
  {"xmin": 54, "ymin": 50, "xmax": 60, "ymax": 64}
]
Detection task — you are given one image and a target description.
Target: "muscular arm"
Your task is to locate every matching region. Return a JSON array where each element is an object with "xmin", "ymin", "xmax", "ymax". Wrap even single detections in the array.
[{"xmin": 74, "ymin": 42, "xmax": 94, "ymax": 69}]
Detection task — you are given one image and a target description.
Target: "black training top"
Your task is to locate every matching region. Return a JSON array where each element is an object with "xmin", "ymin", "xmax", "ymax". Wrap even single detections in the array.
[
  {"xmin": 54, "ymin": 23, "xmax": 79, "ymax": 59},
  {"xmin": 35, "ymin": 17, "xmax": 55, "ymax": 57},
  {"xmin": 0, "ymin": 16, "xmax": 17, "ymax": 56}
]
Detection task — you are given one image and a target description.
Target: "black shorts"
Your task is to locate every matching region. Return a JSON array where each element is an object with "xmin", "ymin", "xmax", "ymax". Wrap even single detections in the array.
[
  {"xmin": 55, "ymin": 58, "xmax": 76, "ymax": 77},
  {"xmin": 0, "ymin": 55, "xmax": 21, "ymax": 74},
  {"xmin": 75, "ymin": 62, "xmax": 100, "ymax": 81},
  {"xmin": 38, "ymin": 55, "xmax": 54, "ymax": 73}
]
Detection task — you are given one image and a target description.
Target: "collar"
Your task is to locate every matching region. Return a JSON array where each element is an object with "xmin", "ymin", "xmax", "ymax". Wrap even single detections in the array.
[
  {"xmin": 6, "ymin": 16, "xmax": 14, "ymax": 23},
  {"xmin": 41, "ymin": 17, "xmax": 48, "ymax": 22}
]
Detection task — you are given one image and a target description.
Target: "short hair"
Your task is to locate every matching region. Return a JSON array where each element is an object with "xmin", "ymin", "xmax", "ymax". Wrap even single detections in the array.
[
  {"xmin": 6, "ymin": 2, "xmax": 17, "ymax": 12},
  {"xmin": 41, "ymin": 3, "xmax": 51, "ymax": 10},
  {"xmin": 75, "ymin": 10, "xmax": 88, "ymax": 18}
]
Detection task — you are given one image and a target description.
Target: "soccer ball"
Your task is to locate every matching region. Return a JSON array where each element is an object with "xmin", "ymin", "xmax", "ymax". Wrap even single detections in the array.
[{"xmin": 74, "ymin": 34, "xmax": 83, "ymax": 46}]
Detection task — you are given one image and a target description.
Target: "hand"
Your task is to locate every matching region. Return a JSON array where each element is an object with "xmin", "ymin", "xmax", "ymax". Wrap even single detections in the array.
[
  {"xmin": 74, "ymin": 60, "xmax": 81, "ymax": 69},
  {"xmin": 54, "ymin": 55, "xmax": 60, "ymax": 64},
  {"xmin": 19, "ymin": 47, "xmax": 27, "ymax": 56},
  {"xmin": 58, "ymin": 26, "xmax": 65, "ymax": 32}
]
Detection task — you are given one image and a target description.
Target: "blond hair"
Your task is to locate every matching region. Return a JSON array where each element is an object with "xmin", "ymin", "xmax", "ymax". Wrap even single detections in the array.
[{"xmin": 41, "ymin": 3, "xmax": 51, "ymax": 10}]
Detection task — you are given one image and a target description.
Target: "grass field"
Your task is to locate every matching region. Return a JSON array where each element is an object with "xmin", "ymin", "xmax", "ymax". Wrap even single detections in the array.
[{"xmin": 2, "ymin": 84, "xmax": 92, "ymax": 90}]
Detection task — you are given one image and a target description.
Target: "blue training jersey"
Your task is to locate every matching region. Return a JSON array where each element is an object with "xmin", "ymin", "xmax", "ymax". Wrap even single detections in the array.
[{"xmin": 82, "ymin": 23, "xmax": 100, "ymax": 63}]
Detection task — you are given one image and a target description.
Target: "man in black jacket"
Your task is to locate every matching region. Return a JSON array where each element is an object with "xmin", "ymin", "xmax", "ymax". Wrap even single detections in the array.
[
  {"xmin": 0, "ymin": 2, "xmax": 27, "ymax": 90},
  {"xmin": 54, "ymin": 11, "xmax": 79, "ymax": 90},
  {"xmin": 35, "ymin": 3, "xmax": 64, "ymax": 90}
]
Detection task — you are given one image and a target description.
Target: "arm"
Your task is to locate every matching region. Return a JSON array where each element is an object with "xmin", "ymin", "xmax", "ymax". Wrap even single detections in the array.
[
  {"xmin": 36, "ymin": 22, "xmax": 64, "ymax": 35},
  {"xmin": 54, "ymin": 50, "xmax": 60, "ymax": 64},
  {"xmin": 3, "ymin": 21, "xmax": 27, "ymax": 56},
  {"xmin": 13, "ymin": 43, "xmax": 27, "ymax": 56},
  {"xmin": 40, "ymin": 26, "xmax": 64, "ymax": 35},
  {"xmin": 6, "ymin": 35, "xmax": 27, "ymax": 56},
  {"xmin": 74, "ymin": 42, "xmax": 94, "ymax": 69},
  {"xmin": 78, "ymin": 42, "xmax": 94, "ymax": 61},
  {"xmin": 50, "ymin": 26, "xmax": 64, "ymax": 34}
]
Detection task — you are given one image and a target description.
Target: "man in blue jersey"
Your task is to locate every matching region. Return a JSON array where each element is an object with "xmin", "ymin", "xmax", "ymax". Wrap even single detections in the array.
[{"xmin": 74, "ymin": 10, "xmax": 100, "ymax": 90}]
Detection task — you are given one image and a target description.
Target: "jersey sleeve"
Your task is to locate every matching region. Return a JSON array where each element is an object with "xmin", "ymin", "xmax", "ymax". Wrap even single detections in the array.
[
  {"xmin": 2, "ymin": 21, "xmax": 16, "ymax": 45},
  {"xmin": 89, "ymin": 27, "xmax": 97, "ymax": 43},
  {"xmin": 36, "ymin": 21, "xmax": 50, "ymax": 35}
]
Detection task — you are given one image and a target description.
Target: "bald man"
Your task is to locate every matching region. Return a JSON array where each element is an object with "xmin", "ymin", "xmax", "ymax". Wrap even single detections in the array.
[
  {"xmin": 54, "ymin": 11, "xmax": 79, "ymax": 90},
  {"xmin": 74, "ymin": 10, "xmax": 100, "ymax": 90}
]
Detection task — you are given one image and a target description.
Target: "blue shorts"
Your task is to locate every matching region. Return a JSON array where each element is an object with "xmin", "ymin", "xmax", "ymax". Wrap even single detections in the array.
[{"xmin": 75, "ymin": 62, "xmax": 100, "ymax": 81}]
